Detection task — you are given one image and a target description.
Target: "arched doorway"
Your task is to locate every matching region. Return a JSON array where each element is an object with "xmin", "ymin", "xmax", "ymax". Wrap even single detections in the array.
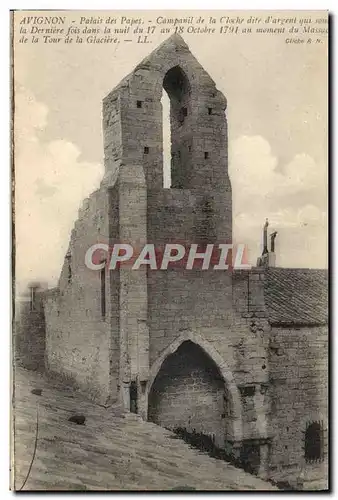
[{"xmin": 148, "ymin": 340, "xmax": 232, "ymax": 449}]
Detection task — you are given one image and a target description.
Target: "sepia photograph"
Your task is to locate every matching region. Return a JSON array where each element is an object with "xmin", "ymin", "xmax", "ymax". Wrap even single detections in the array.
[{"xmin": 11, "ymin": 9, "xmax": 328, "ymax": 491}]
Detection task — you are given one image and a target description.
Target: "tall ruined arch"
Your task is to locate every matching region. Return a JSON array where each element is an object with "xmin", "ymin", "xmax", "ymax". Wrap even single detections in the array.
[{"xmin": 162, "ymin": 65, "xmax": 192, "ymax": 189}]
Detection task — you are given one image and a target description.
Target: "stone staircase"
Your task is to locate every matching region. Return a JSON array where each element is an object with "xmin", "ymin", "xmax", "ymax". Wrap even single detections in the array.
[{"xmin": 11, "ymin": 367, "xmax": 277, "ymax": 491}]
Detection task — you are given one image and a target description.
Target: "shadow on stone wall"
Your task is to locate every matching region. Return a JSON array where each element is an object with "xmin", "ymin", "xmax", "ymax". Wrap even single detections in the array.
[{"xmin": 170, "ymin": 427, "xmax": 296, "ymax": 490}]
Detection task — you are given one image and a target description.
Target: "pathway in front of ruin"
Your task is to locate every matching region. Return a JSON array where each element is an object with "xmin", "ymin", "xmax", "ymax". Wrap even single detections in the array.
[{"xmin": 11, "ymin": 366, "xmax": 277, "ymax": 491}]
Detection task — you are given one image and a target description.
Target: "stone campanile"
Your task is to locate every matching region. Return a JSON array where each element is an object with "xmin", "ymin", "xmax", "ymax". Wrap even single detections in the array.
[
  {"xmin": 102, "ymin": 34, "xmax": 232, "ymax": 414},
  {"xmin": 103, "ymin": 33, "xmax": 232, "ymax": 241}
]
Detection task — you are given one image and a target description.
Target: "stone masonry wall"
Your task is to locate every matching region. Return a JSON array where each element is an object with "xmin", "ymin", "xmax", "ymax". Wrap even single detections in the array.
[
  {"xmin": 147, "ymin": 270, "xmax": 233, "ymax": 364},
  {"xmin": 231, "ymin": 270, "xmax": 270, "ymax": 442},
  {"xmin": 267, "ymin": 324, "xmax": 328, "ymax": 489}
]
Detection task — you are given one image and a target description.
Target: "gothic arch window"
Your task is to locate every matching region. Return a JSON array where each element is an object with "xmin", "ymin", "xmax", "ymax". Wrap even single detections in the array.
[
  {"xmin": 162, "ymin": 66, "xmax": 191, "ymax": 189},
  {"xmin": 305, "ymin": 421, "xmax": 324, "ymax": 462}
]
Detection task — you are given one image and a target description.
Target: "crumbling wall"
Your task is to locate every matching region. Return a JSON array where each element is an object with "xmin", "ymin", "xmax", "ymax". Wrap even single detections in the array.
[{"xmin": 44, "ymin": 186, "xmax": 120, "ymax": 405}]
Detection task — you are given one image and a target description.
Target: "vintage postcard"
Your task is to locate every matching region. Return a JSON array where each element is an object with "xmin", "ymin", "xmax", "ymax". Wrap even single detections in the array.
[{"xmin": 12, "ymin": 10, "xmax": 328, "ymax": 491}]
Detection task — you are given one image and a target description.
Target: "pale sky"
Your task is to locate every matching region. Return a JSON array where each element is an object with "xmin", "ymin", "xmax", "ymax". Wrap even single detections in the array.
[{"xmin": 13, "ymin": 10, "xmax": 328, "ymax": 292}]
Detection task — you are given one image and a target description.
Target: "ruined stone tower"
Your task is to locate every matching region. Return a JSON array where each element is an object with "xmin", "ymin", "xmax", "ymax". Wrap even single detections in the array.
[
  {"xmin": 40, "ymin": 35, "xmax": 328, "ymax": 488},
  {"xmin": 101, "ymin": 33, "xmax": 233, "ymax": 412}
]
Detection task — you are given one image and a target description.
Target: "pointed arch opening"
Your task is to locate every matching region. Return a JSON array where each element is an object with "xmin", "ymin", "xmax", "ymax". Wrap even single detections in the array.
[
  {"xmin": 161, "ymin": 66, "xmax": 192, "ymax": 189},
  {"xmin": 147, "ymin": 337, "xmax": 242, "ymax": 451}
]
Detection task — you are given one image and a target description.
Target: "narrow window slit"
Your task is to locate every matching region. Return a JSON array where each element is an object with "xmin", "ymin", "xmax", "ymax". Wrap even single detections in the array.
[
  {"xmin": 66, "ymin": 251, "xmax": 72, "ymax": 286},
  {"xmin": 67, "ymin": 263, "xmax": 72, "ymax": 285},
  {"xmin": 30, "ymin": 286, "xmax": 37, "ymax": 312},
  {"xmin": 130, "ymin": 382, "xmax": 138, "ymax": 414},
  {"xmin": 101, "ymin": 264, "xmax": 106, "ymax": 318}
]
